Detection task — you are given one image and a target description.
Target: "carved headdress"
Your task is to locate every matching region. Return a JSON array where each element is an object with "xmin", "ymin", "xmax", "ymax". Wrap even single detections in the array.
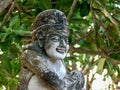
[{"xmin": 31, "ymin": 9, "xmax": 69, "ymax": 41}]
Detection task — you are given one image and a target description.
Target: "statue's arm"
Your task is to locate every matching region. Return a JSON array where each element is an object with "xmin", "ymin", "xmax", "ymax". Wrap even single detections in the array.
[{"xmin": 21, "ymin": 50, "xmax": 66, "ymax": 90}]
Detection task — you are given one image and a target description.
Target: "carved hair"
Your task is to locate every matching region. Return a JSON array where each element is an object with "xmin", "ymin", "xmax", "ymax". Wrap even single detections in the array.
[
  {"xmin": 31, "ymin": 9, "xmax": 68, "ymax": 30},
  {"xmin": 31, "ymin": 9, "xmax": 69, "ymax": 41}
]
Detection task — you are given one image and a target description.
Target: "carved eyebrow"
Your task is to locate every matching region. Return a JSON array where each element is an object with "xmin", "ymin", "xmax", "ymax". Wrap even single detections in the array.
[
  {"xmin": 48, "ymin": 32, "xmax": 68, "ymax": 37},
  {"xmin": 49, "ymin": 34, "xmax": 60, "ymax": 37},
  {"xmin": 47, "ymin": 33, "xmax": 69, "ymax": 41}
]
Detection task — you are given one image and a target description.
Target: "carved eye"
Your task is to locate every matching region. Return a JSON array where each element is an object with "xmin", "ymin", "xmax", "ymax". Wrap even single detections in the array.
[
  {"xmin": 64, "ymin": 37, "xmax": 69, "ymax": 44},
  {"xmin": 50, "ymin": 36, "xmax": 60, "ymax": 42}
]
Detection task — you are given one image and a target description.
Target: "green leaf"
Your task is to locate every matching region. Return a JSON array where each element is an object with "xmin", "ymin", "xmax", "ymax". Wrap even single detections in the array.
[
  {"xmin": 2, "ymin": 26, "xmax": 10, "ymax": 33},
  {"xmin": 2, "ymin": 58, "xmax": 11, "ymax": 76},
  {"xmin": 36, "ymin": 0, "xmax": 52, "ymax": 10},
  {"xmin": 8, "ymin": 43, "xmax": 21, "ymax": 59},
  {"xmin": 10, "ymin": 60, "xmax": 21, "ymax": 76},
  {"xmin": 80, "ymin": 1, "xmax": 90, "ymax": 17},
  {"xmin": 9, "ymin": 15, "xmax": 19, "ymax": 28},
  {"xmin": 0, "ymin": 33, "xmax": 9, "ymax": 42},
  {"xmin": 70, "ymin": 19, "xmax": 89, "ymax": 25},
  {"xmin": 12, "ymin": 30, "xmax": 31, "ymax": 36},
  {"xmin": 97, "ymin": 58, "xmax": 106, "ymax": 74},
  {"xmin": 95, "ymin": 33, "xmax": 104, "ymax": 49},
  {"xmin": 1, "ymin": 53, "xmax": 20, "ymax": 77},
  {"xmin": 0, "ymin": 41, "xmax": 11, "ymax": 51}
]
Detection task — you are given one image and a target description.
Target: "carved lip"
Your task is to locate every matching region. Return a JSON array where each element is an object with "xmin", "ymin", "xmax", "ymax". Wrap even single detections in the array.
[{"xmin": 56, "ymin": 48, "xmax": 66, "ymax": 53}]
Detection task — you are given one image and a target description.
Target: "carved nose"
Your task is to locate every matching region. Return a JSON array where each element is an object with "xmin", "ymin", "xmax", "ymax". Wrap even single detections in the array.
[{"xmin": 59, "ymin": 39, "xmax": 66, "ymax": 47}]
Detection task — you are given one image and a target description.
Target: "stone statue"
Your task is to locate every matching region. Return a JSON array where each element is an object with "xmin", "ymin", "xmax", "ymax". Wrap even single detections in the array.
[{"xmin": 16, "ymin": 9, "xmax": 84, "ymax": 90}]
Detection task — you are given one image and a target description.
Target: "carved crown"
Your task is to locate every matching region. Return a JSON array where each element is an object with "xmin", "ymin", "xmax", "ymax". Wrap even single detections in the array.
[
  {"xmin": 31, "ymin": 9, "xmax": 69, "ymax": 41},
  {"xmin": 31, "ymin": 9, "xmax": 68, "ymax": 30}
]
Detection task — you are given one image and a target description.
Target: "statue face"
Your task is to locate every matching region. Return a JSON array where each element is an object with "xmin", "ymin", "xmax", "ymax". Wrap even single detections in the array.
[{"xmin": 44, "ymin": 32, "xmax": 69, "ymax": 60}]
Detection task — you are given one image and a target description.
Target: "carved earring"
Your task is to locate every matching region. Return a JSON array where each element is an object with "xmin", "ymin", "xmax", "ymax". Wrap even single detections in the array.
[{"xmin": 37, "ymin": 39, "xmax": 44, "ymax": 48}]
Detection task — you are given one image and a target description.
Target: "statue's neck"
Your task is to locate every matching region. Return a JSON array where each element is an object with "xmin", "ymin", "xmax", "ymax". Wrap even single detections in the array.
[{"xmin": 48, "ymin": 59, "xmax": 66, "ymax": 79}]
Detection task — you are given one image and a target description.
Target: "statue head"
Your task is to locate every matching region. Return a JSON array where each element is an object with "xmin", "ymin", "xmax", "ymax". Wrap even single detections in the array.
[{"xmin": 31, "ymin": 9, "xmax": 69, "ymax": 60}]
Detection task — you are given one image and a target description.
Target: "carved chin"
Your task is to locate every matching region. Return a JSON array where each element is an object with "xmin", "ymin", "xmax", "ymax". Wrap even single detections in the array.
[
  {"xmin": 56, "ymin": 48, "xmax": 66, "ymax": 54},
  {"xmin": 46, "ymin": 50, "xmax": 66, "ymax": 60},
  {"xmin": 53, "ymin": 53, "xmax": 66, "ymax": 59}
]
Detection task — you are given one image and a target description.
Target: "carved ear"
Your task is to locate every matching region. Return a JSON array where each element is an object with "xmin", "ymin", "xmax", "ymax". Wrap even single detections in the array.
[
  {"xmin": 32, "ymin": 29, "xmax": 45, "ymax": 48},
  {"xmin": 36, "ymin": 30, "xmax": 45, "ymax": 48},
  {"xmin": 32, "ymin": 29, "xmax": 44, "ymax": 40},
  {"xmin": 38, "ymin": 39, "xmax": 44, "ymax": 48},
  {"xmin": 36, "ymin": 30, "xmax": 44, "ymax": 39}
]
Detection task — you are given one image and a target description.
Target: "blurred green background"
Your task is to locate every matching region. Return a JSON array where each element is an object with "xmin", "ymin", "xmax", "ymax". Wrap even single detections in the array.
[{"xmin": 0, "ymin": 0, "xmax": 120, "ymax": 90}]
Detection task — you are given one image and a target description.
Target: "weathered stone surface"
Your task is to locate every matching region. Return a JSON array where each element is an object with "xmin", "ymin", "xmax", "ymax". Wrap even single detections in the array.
[{"xmin": 16, "ymin": 9, "xmax": 84, "ymax": 90}]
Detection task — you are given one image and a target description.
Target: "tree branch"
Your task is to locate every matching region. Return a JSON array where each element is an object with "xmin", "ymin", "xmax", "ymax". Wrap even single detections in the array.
[
  {"xmin": 0, "ymin": 0, "xmax": 12, "ymax": 13},
  {"xmin": 0, "ymin": 0, "xmax": 17, "ymax": 30},
  {"xmin": 15, "ymin": 2, "xmax": 32, "ymax": 17},
  {"xmin": 101, "ymin": 7, "xmax": 119, "ymax": 27},
  {"xmin": 90, "ymin": 1, "xmax": 120, "ymax": 47},
  {"xmin": 71, "ymin": 47, "xmax": 120, "ymax": 65},
  {"xmin": 67, "ymin": 0, "xmax": 77, "ymax": 21},
  {"xmin": 96, "ymin": 0, "xmax": 119, "ymax": 27},
  {"xmin": 82, "ymin": 56, "xmax": 94, "ymax": 75}
]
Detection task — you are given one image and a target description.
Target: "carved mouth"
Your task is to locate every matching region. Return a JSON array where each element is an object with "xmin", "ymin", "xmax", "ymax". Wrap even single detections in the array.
[{"xmin": 56, "ymin": 48, "xmax": 66, "ymax": 53}]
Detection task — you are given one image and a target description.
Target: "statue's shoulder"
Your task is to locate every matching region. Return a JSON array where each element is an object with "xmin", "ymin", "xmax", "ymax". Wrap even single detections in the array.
[
  {"xmin": 21, "ymin": 43, "xmax": 43, "ymax": 58},
  {"xmin": 20, "ymin": 50, "xmax": 39, "ymax": 64},
  {"xmin": 21, "ymin": 43, "xmax": 44, "ymax": 61},
  {"xmin": 20, "ymin": 44, "xmax": 47, "ymax": 62},
  {"xmin": 21, "ymin": 49, "xmax": 37, "ymax": 58}
]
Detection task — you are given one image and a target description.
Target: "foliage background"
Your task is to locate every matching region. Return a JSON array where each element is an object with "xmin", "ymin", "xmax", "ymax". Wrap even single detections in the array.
[{"xmin": 0, "ymin": 0, "xmax": 120, "ymax": 90}]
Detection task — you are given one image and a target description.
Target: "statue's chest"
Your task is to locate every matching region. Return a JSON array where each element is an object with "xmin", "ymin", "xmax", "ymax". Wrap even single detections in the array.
[{"xmin": 48, "ymin": 60, "xmax": 66, "ymax": 79}]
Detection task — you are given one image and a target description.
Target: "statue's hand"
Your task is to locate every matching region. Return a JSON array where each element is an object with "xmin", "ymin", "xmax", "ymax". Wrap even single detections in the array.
[
  {"xmin": 64, "ymin": 70, "xmax": 84, "ymax": 90},
  {"xmin": 43, "ymin": 70, "xmax": 67, "ymax": 90}
]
